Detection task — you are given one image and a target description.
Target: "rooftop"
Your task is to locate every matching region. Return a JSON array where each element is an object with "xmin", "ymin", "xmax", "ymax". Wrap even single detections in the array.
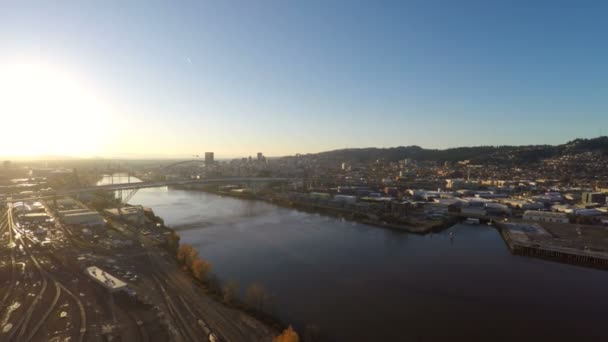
[{"xmin": 84, "ymin": 266, "xmax": 127, "ymax": 292}]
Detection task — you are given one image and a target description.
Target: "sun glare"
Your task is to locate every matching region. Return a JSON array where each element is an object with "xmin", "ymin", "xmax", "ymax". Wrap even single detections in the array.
[{"xmin": 0, "ymin": 62, "xmax": 112, "ymax": 157}]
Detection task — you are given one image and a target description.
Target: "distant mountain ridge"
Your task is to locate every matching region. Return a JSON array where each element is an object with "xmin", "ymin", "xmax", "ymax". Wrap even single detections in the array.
[{"xmin": 305, "ymin": 137, "xmax": 608, "ymax": 164}]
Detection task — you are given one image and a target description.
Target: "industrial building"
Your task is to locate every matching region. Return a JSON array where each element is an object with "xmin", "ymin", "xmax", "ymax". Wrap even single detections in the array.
[
  {"xmin": 104, "ymin": 206, "xmax": 145, "ymax": 226},
  {"xmin": 63, "ymin": 211, "xmax": 105, "ymax": 226},
  {"xmin": 20, "ymin": 212, "xmax": 52, "ymax": 223},
  {"xmin": 58, "ymin": 208, "xmax": 91, "ymax": 217},
  {"xmin": 523, "ymin": 210, "xmax": 569, "ymax": 223},
  {"xmin": 55, "ymin": 198, "xmax": 106, "ymax": 227},
  {"xmin": 84, "ymin": 266, "xmax": 127, "ymax": 293}
]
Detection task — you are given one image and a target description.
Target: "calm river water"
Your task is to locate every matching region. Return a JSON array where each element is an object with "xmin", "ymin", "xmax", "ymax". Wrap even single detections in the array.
[{"xmin": 101, "ymin": 175, "xmax": 608, "ymax": 341}]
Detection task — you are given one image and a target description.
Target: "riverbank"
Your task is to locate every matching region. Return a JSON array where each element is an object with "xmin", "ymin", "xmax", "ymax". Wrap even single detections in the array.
[
  {"xmin": 122, "ymin": 180, "xmax": 608, "ymax": 342},
  {"xmin": 140, "ymin": 209, "xmax": 287, "ymax": 335},
  {"xmin": 170, "ymin": 184, "xmax": 457, "ymax": 234}
]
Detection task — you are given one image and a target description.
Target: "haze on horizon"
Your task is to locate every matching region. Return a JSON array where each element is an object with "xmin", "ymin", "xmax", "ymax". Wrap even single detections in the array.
[{"xmin": 1, "ymin": 1, "xmax": 607, "ymax": 159}]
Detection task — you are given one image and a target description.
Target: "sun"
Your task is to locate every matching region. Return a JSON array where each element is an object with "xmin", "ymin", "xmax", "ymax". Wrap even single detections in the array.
[{"xmin": 0, "ymin": 62, "xmax": 113, "ymax": 157}]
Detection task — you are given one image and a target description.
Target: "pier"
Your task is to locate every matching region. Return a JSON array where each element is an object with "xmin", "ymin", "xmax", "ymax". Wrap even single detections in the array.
[{"xmin": 497, "ymin": 222, "xmax": 608, "ymax": 269}]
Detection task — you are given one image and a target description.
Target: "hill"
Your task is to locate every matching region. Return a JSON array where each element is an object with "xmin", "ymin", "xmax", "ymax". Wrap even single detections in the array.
[{"xmin": 305, "ymin": 137, "xmax": 608, "ymax": 164}]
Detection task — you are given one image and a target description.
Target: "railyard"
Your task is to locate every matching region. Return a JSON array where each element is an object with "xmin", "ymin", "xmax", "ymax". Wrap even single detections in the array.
[{"xmin": 0, "ymin": 198, "xmax": 276, "ymax": 342}]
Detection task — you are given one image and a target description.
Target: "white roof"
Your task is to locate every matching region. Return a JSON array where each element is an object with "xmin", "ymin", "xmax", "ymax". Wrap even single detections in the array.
[{"xmin": 84, "ymin": 266, "xmax": 127, "ymax": 292}]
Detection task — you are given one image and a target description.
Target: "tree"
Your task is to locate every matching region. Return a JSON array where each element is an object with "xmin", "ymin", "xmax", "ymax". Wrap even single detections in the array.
[
  {"xmin": 177, "ymin": 244, "xmax": 194, "ymax": 264},
  {"xmin": 176, "ymin": 244, "xmax": 199, "ymax": 268},
  {"xmin": 273, "ymin": 325, "xmax": 299, "ymax": 342},
  {"xmin": 191, "ymin": 257, "xmax": 212, "ymax": 281},
  {"xmin": 245, "ymin": 283, "xmax": 268, "ymax": 312},
  {"xmin": 167, "ymin": 231, "xmax": 180, "ymax": 252},
  {"xmin": 222, "ymin": 280, "xmax": 239, "ymax": 304},
  {"xmin": 185, "ymin": 247, "xmax": 199, "ymax": 268}
]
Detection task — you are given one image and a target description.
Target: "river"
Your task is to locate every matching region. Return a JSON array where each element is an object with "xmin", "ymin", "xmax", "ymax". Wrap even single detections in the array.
[{"xmin": 99, "ymin": 175, "xmax": 608, "ymax": 341}]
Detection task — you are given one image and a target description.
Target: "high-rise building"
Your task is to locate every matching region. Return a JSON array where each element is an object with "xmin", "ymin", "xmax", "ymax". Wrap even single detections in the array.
[
  {"xmin": 257, "ymin": 152, "xmax": 264, "ymax": 161},
  {"xmin": 205, "ymin": 152, "xmax": 214, "ymax": 164}
]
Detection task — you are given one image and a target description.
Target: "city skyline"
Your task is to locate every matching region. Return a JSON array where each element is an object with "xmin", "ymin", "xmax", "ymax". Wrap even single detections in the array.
[
  {"xmin": 2, "ymin": 1, "xmax": 608, "ymax": 158},
  {"xmin": 1, "ymin": 135, "xmax": 606, "ymax": 161}
]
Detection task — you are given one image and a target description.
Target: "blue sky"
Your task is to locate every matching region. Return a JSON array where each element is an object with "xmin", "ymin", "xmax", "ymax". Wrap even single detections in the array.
[{"xmin": 1, "ymin": 1, "xmax": 607, "ymax": 158}]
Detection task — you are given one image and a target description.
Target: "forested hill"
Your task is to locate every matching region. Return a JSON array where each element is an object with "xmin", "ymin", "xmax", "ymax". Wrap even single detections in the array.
[{"xmin": 304, "ymin": 137, "xmax": 608, "ymax": 164}]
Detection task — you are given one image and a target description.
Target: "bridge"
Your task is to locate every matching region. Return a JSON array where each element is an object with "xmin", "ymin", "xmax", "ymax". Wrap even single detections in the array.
[{"xmin": 5, "ymin": 177, "xmax": 289, "ymax": 203}]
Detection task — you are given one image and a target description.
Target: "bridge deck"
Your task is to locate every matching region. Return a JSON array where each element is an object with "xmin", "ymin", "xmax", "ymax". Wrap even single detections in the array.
[{"xmin": 4, "ymin": 177, "xmax": 288, "ymax": 203}]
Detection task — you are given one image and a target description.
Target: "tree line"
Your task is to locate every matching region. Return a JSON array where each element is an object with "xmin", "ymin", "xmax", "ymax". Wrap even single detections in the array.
[{"xmin": 176, "ymin": 242, "xmax": 300, "ymax": 341}]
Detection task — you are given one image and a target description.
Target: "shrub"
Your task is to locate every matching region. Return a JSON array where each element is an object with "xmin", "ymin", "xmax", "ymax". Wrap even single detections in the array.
[{"xmin": 273, "ymin": 325, "xmax": 299, "ymax": 342}]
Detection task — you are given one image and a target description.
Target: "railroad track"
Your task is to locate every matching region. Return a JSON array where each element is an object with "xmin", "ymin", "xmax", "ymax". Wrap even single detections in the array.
[
  {"xmin": 166, "ymin": 270, "xmax": 235, "ymax": 341},
  {"xmin": 11, "ymin": 238, "xmax": 50, "ymax": 341},
  {"xmin": 127, "ymin": 311, "xmax": 150, "ymax": 342},
  {"xmin": 25, "ymin": 280, "xmax": 60, "ymax": 341},
  {"xmin": 3, "ymin": 205, "xmax": 63, "ymax": 342},
  {"xmin": 57, "ymin": 283, "xmax": 87, "ymax": 342},
  {"xmin": 0, "ymin": 211, "xmax": 8, "ymax": 236},
  {"xmin": 2, "ymin": 207, "xmax": 48, "ymax": 342},
  {"xmin": 26, "ymin": 277, "xmax": 88, "ymax": 342},
  {"xmin": 162, "ymin": 271, "xmax": 232, "ymax": 342},
  {"xmin": 11, "ymin": 202, "xmax": 88, "ymax": 342},
  {"xmin": 152, "ymin": 274, "xmax": 200, "ymax": 342},
  {"xmin": 0, "ymin": 215, "xmax": 16, "ymax": 312}
]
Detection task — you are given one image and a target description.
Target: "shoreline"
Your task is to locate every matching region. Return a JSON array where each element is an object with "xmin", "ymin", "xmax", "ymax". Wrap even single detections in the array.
[
  {"xmin": 170, "ymin": 184, "xmax": 458, "ymax": 234},
  {"xmin": 139, "ymin": 208, "xmax": 287, "ymax": 335}
]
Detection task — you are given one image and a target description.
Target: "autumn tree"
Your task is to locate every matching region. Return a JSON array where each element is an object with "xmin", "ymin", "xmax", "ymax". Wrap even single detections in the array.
[
  {"xmin": 222, "ymin": 280, "xmax": 239, "ymax": 304},
  {"xmin": 185, "ymin": 247, "xmax": 199, "ymax": 268},
  {"xmin": 245, "ymin": 282, "xmax": 268, "ymax": 312},
  {"xmin": 273, "ymin": 325, "xmax": 299, "ymax": 342},
  {"xmin": 191, "ymin": 257, "xmax": 212, "ymax": 281},
  {"xmin": 177, "ymin": 244, "xmax": 194, "ymax": 264}
]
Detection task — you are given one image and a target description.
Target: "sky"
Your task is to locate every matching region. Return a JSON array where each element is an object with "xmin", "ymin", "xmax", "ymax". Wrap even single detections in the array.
[{"xmin": 1, "ymin": 0, "xmax": 607, "ymax": 158}]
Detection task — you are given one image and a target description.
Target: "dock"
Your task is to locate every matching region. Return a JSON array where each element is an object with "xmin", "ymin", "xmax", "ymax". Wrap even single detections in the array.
[{"xmin": 497, "ymin": 222, "xmax": 608, "ymax": 269}]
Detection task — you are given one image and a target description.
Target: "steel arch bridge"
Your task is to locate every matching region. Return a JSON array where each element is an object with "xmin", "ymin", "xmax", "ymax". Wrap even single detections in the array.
[
  {"xmin": 5, "ymin": 177, "xmax": 290, "ymax": 203},
  {"xmin": 162, "ymin": 159, "xmax": 208, "ymax": 170}
]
